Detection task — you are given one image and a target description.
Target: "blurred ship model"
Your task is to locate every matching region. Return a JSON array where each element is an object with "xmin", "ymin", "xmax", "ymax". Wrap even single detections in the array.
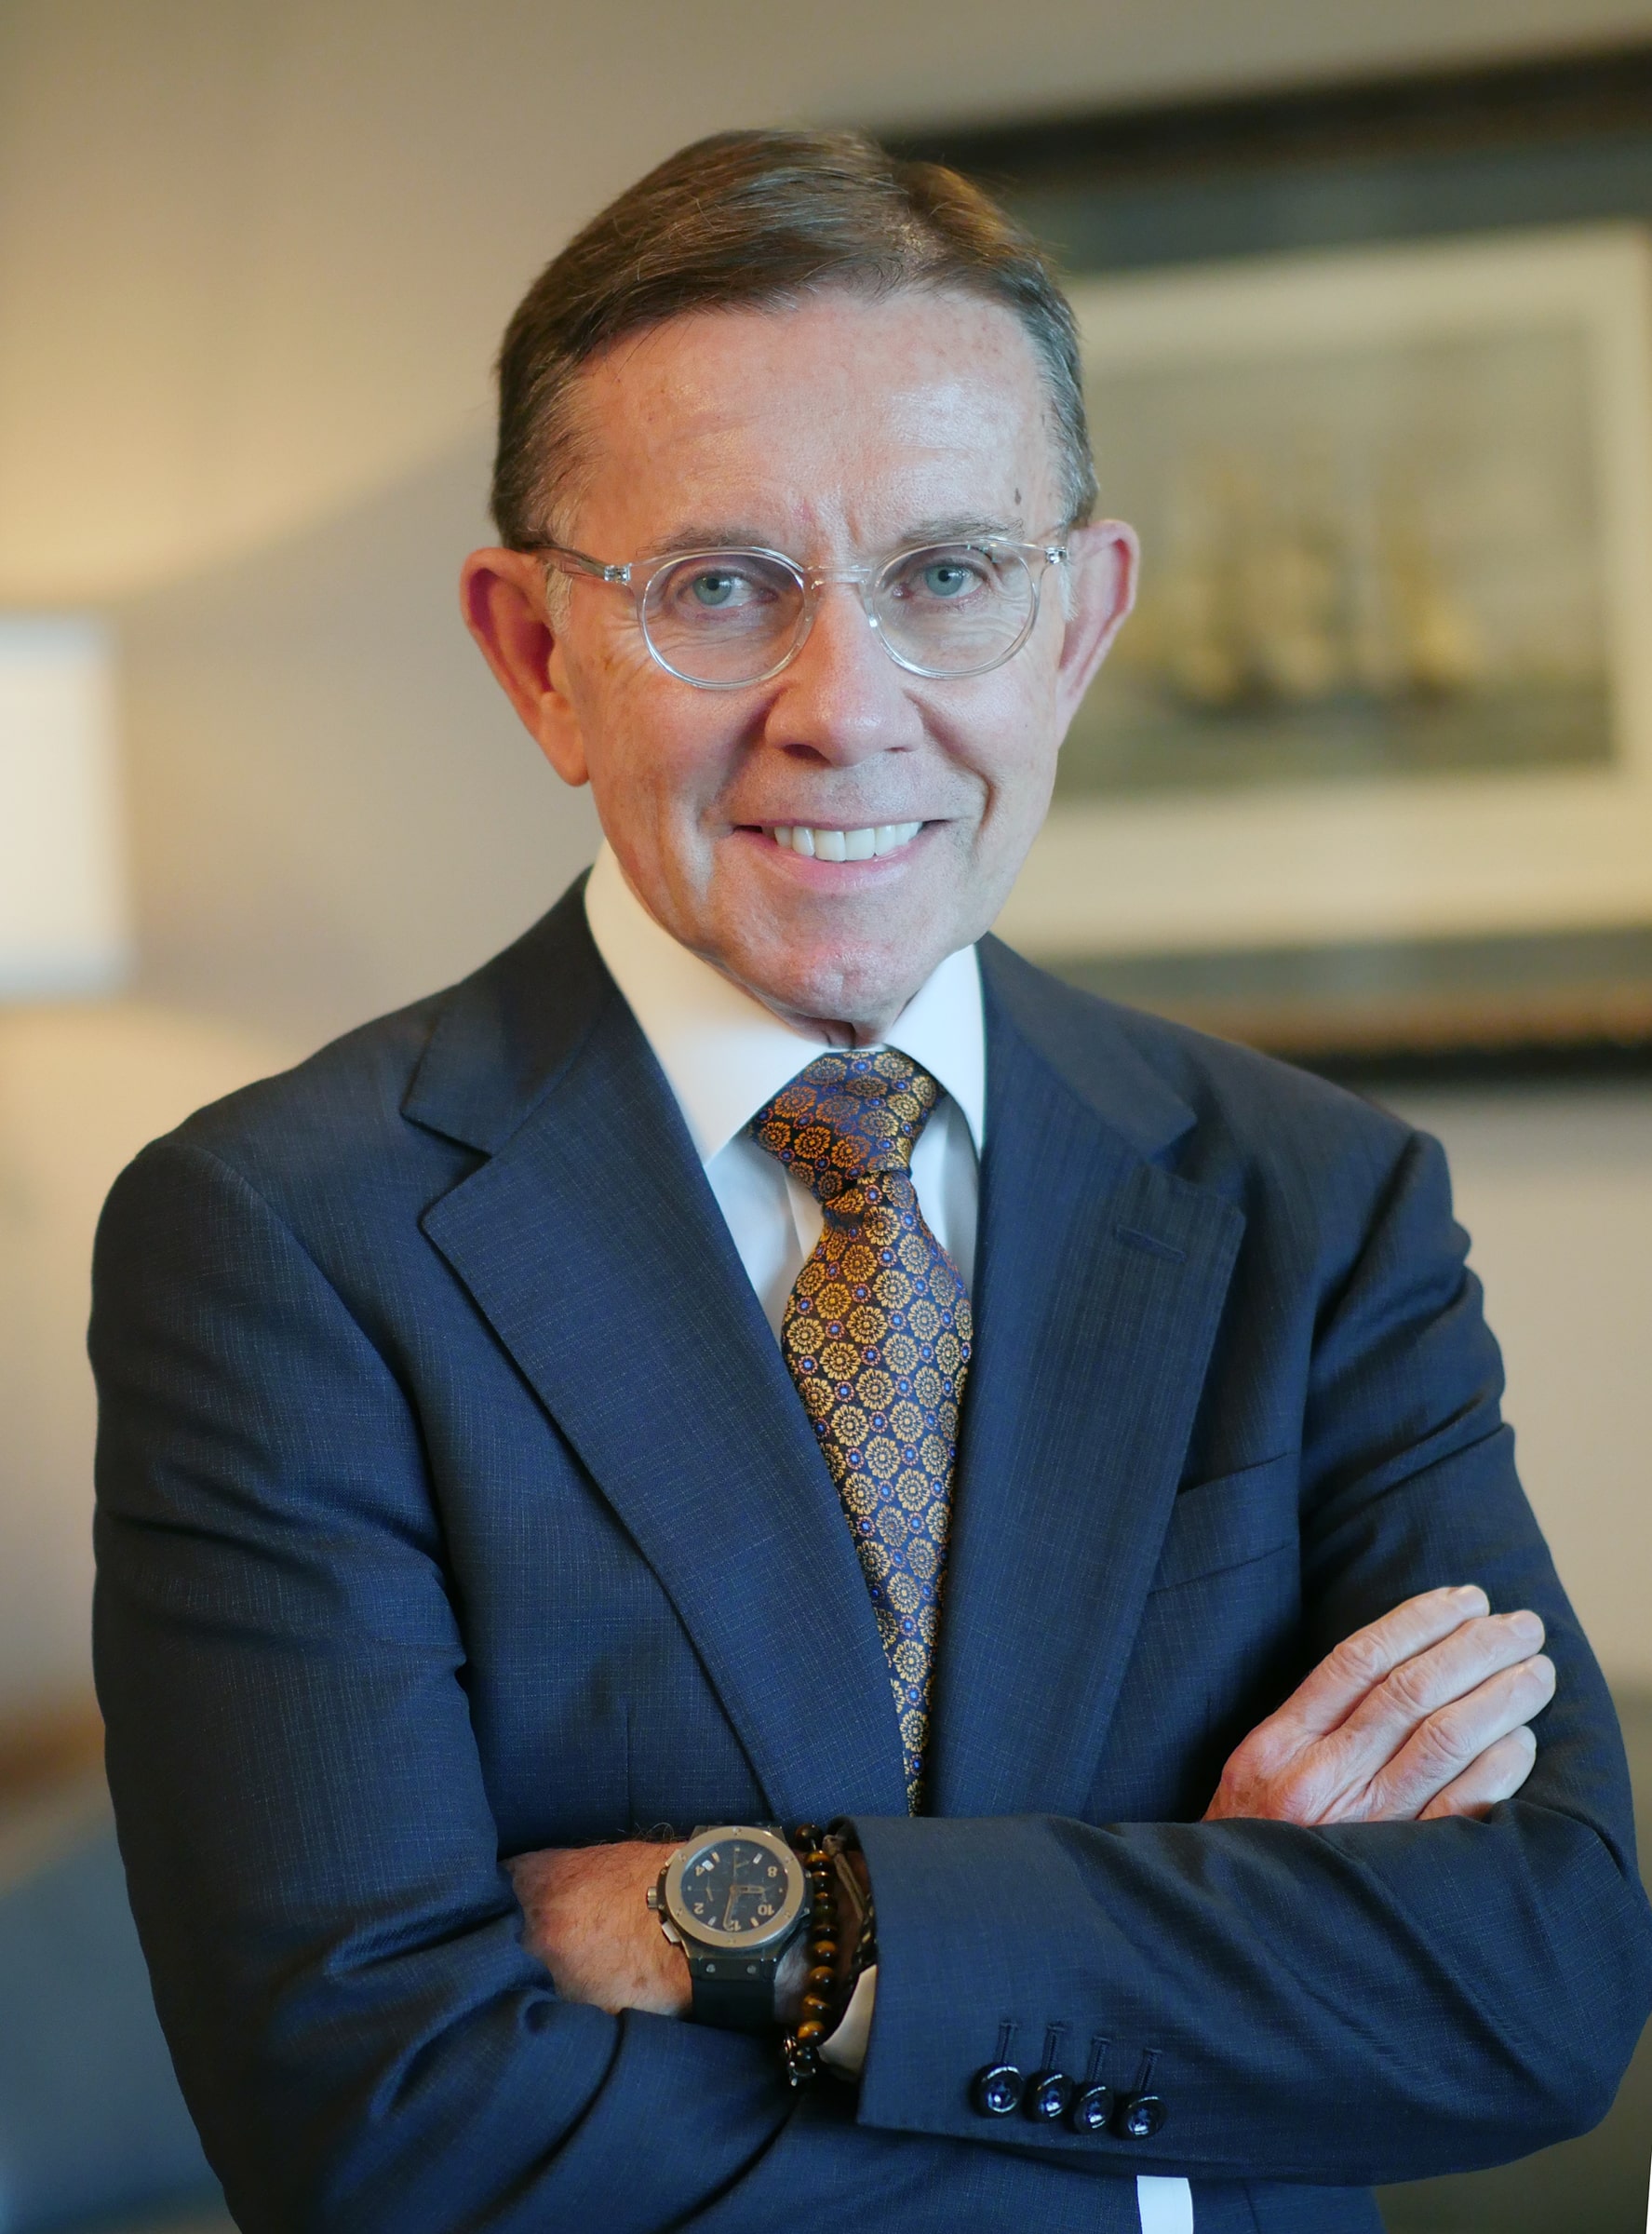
[
  {"xmin": 1128, "ymin": 450, "xmax": 1485, "ymax": 718},
  {"xmin": 1057, "ymin": 317, "xmax": 1612, "ymax": 804}
]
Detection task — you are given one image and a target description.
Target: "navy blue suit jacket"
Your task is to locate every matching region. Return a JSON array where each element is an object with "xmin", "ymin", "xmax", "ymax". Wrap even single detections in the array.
[{"xmin": 90, "ymin": 881, "xmax": 1652, "ymax": 2234}]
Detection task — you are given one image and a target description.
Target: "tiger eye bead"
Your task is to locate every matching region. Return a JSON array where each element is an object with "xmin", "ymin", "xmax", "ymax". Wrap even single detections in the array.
[
  {"xmin": 809, "ymin": 1939, "xmax": 839, "ymax": 1964},
  {"xmin": 795, "ymin": 2019, "xmax": 826, "ymax": 2044},
  {"xmin": 799, "ymin": 1992, "xmax": 833, "ymax": 2019},
  {"xmin": 804, "ymin": 1965, "xmax": 836, "ymax": 1991}
]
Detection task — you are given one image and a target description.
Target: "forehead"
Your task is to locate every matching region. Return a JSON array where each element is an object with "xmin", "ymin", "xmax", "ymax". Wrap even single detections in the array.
[{"xmin": 563, "ymin": 289, "xmax": 1058, "ymax": 545}]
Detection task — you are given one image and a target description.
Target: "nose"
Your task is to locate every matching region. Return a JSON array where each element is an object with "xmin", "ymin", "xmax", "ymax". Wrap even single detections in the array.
[{"xmin": 761, "ymin": 579, "xmax": 922, "ymax": 766}]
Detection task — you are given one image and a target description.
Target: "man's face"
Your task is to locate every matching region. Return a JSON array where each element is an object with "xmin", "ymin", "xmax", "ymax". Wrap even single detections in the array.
[{"xmin": 467, "ymin": 288, "xmax": 1134, "ymax": 1037}]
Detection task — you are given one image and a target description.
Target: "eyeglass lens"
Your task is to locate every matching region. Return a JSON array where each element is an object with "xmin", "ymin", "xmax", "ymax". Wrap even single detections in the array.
[{"xmin": 639, "ymin": 544, "xmax": 1038, "ymax": 684}]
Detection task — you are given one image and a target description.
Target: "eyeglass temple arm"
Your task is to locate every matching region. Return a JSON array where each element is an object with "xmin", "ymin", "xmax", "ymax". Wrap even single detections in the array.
[{"xmin": 519, "ymin": 540, "xmax": 632, "ymax": 585}]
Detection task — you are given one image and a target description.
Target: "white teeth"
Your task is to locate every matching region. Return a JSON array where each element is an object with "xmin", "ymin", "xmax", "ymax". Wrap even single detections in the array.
[{"xmin": 771, "ymin": 821, "xmax": 922, "ymax": 858}]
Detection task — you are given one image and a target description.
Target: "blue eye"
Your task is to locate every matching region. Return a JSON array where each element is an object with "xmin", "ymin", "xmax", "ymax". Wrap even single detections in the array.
[
  {"xmin": 690, "ymin": 572, "xmax": 739, "ymax": 608},
  {"xmin": 887, "ymin": 546, "xmax": 998, "ymax": 606}
]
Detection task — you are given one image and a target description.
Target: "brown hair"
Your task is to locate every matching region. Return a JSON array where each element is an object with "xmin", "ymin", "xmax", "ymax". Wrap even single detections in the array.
[{"xmin": 490, "ymin": 128, "xmax": 1096, "ymax": 547}]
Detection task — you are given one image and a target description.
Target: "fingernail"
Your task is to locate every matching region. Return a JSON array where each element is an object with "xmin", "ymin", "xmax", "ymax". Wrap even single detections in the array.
[{"xmin": 1509, "ymin": 1612, "xmax": 1544, "ymax": 1645}]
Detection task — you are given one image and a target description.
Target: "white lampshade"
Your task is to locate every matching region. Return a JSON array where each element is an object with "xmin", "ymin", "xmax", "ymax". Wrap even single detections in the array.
[{"xmin": 0, "ymin": 617, "xmax": 129, "ymax": 1000}]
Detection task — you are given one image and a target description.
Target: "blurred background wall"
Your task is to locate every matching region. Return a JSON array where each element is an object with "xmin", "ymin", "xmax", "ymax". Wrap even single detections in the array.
[{"xmin": 3, "ymin": 0, "xmax": 1652, "ymax": 1726}]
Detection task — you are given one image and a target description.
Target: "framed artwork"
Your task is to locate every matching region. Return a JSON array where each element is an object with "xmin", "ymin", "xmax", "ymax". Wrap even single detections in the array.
[{"xmin": 890, "ymin": 46, "xmax": 1652, "ymax": 1070}]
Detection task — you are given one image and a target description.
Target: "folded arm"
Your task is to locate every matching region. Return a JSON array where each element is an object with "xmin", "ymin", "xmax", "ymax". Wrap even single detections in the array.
[{"xmin": 509, "ymin": 1579, "xmax": 1555, "ymax": 2025}]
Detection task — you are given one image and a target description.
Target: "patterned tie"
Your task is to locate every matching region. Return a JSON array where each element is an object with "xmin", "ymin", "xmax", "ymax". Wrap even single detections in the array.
[{"xmin": 749, "ymin": 1047, "xmax": 973, "ymax": 1810}]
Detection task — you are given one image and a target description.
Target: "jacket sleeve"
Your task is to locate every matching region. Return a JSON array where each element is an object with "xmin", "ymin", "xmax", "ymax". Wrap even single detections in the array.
[
  {"xmin": 850, "ymin": 1129, "xmax": 1652, "ymax": 2187},
  {"xmin": 91, "ymin": 1138, "xmax": 1146, "ymax": 2234}
]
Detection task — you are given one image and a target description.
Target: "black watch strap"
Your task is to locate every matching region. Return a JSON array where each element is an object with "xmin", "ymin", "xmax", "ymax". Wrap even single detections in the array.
[{"xmin": 687, "ymin": 1955, "xmax": 777, "ymax": 2034}]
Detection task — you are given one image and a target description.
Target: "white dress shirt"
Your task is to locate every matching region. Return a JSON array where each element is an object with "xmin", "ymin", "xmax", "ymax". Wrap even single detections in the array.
[{"xmin": 583, "ymin": 848, "xmax": 1192, "ymax": 2234}]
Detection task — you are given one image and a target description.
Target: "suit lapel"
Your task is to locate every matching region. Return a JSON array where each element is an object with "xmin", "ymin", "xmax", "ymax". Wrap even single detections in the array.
[
  {"xmin": 928, "ymin": 942, "xmax": 1245, "ymax": 1818},
  {"xmin": 409, "ymin": 891, "xmax": 908, "ymax": 1823}
]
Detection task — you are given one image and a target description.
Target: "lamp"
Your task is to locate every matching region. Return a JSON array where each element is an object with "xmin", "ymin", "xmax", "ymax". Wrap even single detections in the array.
[{"xmin": 0, "ymin": 618, "xmax": 129, "ymax": 1001}]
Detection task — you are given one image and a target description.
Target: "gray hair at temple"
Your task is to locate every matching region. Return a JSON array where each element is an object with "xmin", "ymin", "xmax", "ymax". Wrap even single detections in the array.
[{"xmin": 490, "ymin": 127, "xmax": 1098, "ymax": 550}]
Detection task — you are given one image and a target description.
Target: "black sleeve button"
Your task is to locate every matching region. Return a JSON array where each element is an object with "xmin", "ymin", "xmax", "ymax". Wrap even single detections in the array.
[
  {"xmin": 1115, "ymin": 2092, "xmax": 1167, "ymax": 2140},
  {"xmin": 1068, "ymin": 2081, "xmax": 1114, "ymax": 2134},
  {"xmin": 1024, "ymin": 2068, "xmax": 1073, "ymax": 2120},
  {"xmin": 971, "ymin": 2064, "xmax": 1024, "ymax": 2117}
]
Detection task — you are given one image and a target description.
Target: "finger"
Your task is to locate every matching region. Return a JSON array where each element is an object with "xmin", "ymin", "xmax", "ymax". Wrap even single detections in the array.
[
  {"xmin": 1283, "ymin": 1586, "xmax": 1491, "ymax": 1740},
  {"xmin": 1361, "ymin": 1653, "xmax": 1555, "ymax": 1820},
  {"xmin": 1418, "ymin": 1725, "xmax": 1539, "ymax": 1822},
  {"xmin": 1323, "ymin": 1608, "xmax": 1546, "ymax": 1784}
]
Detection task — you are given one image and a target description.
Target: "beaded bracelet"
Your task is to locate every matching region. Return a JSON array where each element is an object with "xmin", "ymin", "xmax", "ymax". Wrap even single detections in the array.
[{"xmin": 780, "ymin": 1822, "xmax": 877, "ymax": 2088}]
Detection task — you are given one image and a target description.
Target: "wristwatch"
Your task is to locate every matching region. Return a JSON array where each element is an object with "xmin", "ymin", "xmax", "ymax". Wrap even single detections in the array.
[{"xmin": 646, "ymin": 1824, "xmax": 809, "ymax": 2033}]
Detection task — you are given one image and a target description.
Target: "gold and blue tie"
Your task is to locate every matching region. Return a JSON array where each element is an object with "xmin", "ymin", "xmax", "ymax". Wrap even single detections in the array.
[{"xmin": 749, "ymin": 1048, "xmax": 973, "ymax": 1810}]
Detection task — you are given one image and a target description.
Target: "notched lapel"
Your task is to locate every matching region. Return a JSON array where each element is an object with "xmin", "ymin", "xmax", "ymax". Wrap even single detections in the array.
[
  {"xmin": 418, "ymin": 977, "xmax": 910, "ymax": 1824},
  {"xmin": 929, "ymin": 955, "xmax": 1245, "ymax": 1817}
]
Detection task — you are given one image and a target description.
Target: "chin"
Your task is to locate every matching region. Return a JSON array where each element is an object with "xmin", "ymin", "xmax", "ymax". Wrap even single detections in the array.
[{"xmin": 735, "ymin": 936, "xmax": 923, "ymax": 1033}]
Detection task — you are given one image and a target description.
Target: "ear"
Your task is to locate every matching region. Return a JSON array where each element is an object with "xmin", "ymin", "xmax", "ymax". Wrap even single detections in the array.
[
  {"xmin": 1053, "ymin": 519, "xmax": 1139, "ymax": 735},
  {"xmin": 459, "ymin": 547, "xmax": 590, "ymax": 786}
]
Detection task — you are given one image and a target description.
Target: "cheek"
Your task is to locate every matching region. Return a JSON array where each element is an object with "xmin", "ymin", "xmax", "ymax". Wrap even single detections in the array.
[
  {"xmin": 953, "ymin": 683, "xmax": 1060, "ymax": 826},
  {"xmin": 557, "ymin": 630, "xmax": 751, "ymax": 908},
  {"xmin": 582, "ymin": 667, "xmax": 727, "ymax": 825}
]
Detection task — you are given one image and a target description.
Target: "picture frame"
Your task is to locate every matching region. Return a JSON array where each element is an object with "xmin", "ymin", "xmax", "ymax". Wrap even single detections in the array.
[{"xmin": 889, "ymin": 44, "xmax": 1652, "ymax": 1073}]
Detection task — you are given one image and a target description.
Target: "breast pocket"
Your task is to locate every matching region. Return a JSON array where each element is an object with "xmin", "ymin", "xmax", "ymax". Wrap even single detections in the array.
[
  {"xmin": 1093, "ymin": 1453, "xmax": 1306, "ymax": 1817},
  {"xmin": 1149, "ymin": 1450, "xmax": 1301, "ymax": 1595},
  {"xmin": 1089, "ymin": 1454, "xmax": 1306, "ymax": 1820}
]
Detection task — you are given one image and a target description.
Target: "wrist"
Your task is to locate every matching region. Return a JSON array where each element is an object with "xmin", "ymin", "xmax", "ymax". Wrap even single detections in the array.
[
  {"xmin": 772, "ymin": 1932, "xmax": 810, "ymax": 2028},
  {"xmin": 778, "ymin": 1822, "xmax": 878, "ymax": 2087},
  {"xmin": 648, "ymin": 1824, "xmax": 812, "ymax": 2035}
]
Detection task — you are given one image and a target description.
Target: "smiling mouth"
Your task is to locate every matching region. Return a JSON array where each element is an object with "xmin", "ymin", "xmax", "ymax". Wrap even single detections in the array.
[{"xmin": 767, "ymin": 821, "xmax": 924, "ymax": 861}]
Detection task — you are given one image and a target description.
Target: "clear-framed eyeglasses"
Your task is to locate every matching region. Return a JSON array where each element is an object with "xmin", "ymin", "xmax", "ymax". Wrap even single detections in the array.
[{"xmin": 523, "ymin": 534, "xmax": 1069, "ymax": 689}]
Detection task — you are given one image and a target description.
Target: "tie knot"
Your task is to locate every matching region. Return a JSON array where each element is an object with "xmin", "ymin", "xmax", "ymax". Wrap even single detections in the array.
[{"xmin": 749, "ymin": 1047, "xmax": 942, "ymax": 1206}]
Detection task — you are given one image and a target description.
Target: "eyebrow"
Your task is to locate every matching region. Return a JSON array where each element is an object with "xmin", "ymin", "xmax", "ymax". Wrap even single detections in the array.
[
  {"xmin": 643, "ymin": 524, "xmax": 779, "ymax": 558},
  {"xmin": 642, "ymin": 512, "xmax": 1027, "ymax": 558},
  {"xmin": 902, "ymin": 512, "xmax": 1027, "ymax": 546}
]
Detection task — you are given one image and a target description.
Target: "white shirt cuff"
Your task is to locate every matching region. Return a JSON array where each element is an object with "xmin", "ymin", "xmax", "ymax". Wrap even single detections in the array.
[{"xmin": 817, "ymin": 1961, "xmax": 877, "ymax": 2078}]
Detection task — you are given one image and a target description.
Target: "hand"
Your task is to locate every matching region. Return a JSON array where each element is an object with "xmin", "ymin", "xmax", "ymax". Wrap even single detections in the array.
[
  {"xmin": 506, "ymin": 1840, "xmax": 690, "ymax": 2014},
  {"xmin": 1204, "ymin": 1585, "xmax": 1555, "ymax": 1827}
]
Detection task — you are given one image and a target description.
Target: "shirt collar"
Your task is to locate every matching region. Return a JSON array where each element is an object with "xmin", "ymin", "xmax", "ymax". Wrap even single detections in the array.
[{"xmin": 584, "ymin": 842, "xmax": 986, "ymax": 1165}]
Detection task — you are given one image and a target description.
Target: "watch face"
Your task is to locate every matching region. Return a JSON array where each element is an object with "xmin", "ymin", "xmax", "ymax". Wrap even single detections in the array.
[{"xmin": 665, "ymin": 1827, "xmax": 804, "ymax": 1951}]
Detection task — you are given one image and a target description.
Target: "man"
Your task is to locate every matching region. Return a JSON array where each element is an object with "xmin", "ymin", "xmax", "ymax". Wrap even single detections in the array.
[{"xmin": 90, "ymin": 131, "xmax": 1650, "ymax": 2234}]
